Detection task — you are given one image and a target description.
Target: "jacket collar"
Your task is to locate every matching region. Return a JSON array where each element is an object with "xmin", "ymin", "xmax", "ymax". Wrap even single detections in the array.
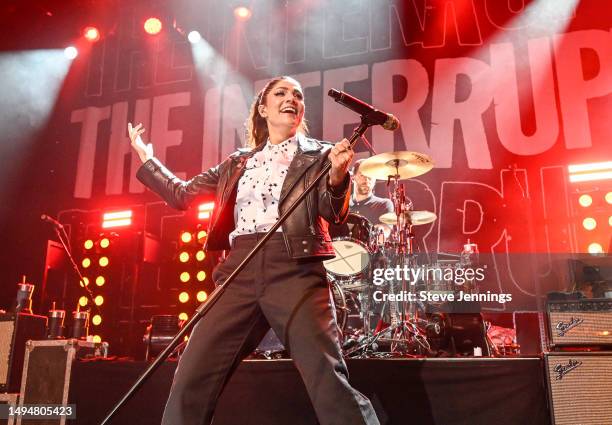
[{"xmin": 233, "ymin": 132, "xmax": 321, "ymax": 160}]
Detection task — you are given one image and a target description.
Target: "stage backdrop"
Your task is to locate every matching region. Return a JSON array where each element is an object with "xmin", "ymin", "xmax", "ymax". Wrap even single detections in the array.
[{"xmin": 1, "ymin": 0, "xmax": 610, "ymax": 317}]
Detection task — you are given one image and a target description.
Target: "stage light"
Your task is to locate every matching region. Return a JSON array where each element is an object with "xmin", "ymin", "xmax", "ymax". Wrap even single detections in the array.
[
  {"xmin": 94, "ymin": 295, "xmax": 104, "ymax": 306},
  {"xmin": 196, "ymin": 271, "xmax": 206, "ymax": 281},
  {"xmin": 84, "ymin": 240, "xmax": 94, "ymax": 250},
  {"xmin": 588, "ymin": 243, "xmax": 603, "ymax": 254},
  {"xmin": 79, "ymin": 296, "xmax": 88, "ymax": 307},
  {"xmin": 179, "ymin": 252, "xmax": 190, "ymax": 263},
  {"xmin": 95, "ymin": 276, "xmax": 105, "ymax": 286},
  {"xmin": 578, "ymin": 194, "xmax": 593, "ymax": 207},
  {"xmin": 178, "ymin": 312, "xmax": 188, "ymax": 321},
  {"xmin": 92, "ymin": 335, "xmax": 102, "ymax": 343},
  {"xmin": 100, "ymin": 238, "xmax": 110, "ymax": 248},
  {"xmin": 196, "ymin": 291, "xmax": 207, "ymax": 302},
  {"xmin": 102, "ymin": 210, "xmax": 132, "ymax": 228},
  {"xmin": 188, "ymin": 31, "xmax": 201, "ymax": 44},
  {"xmin": 92, "ymin": 315, "xmax": 102, "ymax": 326},
  {"xmin": 180, "ymin": 231, "xmax": 192, "ymax": 244},
  {"xmin": 179, "ymin": 291, "xmax": 189, "ymax": 303},
  {"xmin": 234, "ymin": 6, "xmax": 252, "ymax": 21},
  {"xmin": 583, "ymin": 217, "xmax": 597, "ymax": 231},
  {"xmin": 64, "ymin": 46, "xmax": 78, "ymax": 59},
  {"xmin": 144, "ymin": 17, "xmax": 163, "ymax": 35},
  {"xmin": 195, "ymin": 250, "xmax": 205, "ymax": 261},
  {"xmin": 609, "ymin": 216, "xmax": 612, "ymax": 227},
  {"xmin": 198, "ymin": 202, "xmax": 215, "ymax": 220},
  {"xmin": 80, "ymin": 277, "xmax": 90, "ymax": 287},
  {"xmin": 197, "ymin": 230, "xmax": 207, "ymax": 243},
  {"xmin": 82, "ymin": 258, "xmax": 91, "ymax": 268},
  {"xmin": 606, "ymin": 192, "xmax": 612, "ymax": 204},
  {"xmin": 180, "ymin": 272, "xmax": 191, "ymax": 283},
  {"xmin": 568, "ymin": 161, "xmax": 612, "ymax": 183},
  {"xmin": 83, "ymin": 26, "xmax": 100, "ymax": 42},
  {"xmin": 99, "ymin": 256, "xmax": 109, "ymax": 267}
]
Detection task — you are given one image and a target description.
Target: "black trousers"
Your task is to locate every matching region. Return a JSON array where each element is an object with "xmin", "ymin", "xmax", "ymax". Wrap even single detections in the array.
[{"xmin": 161, "ymin": 233, "xmax": 380, "ymax": 425}]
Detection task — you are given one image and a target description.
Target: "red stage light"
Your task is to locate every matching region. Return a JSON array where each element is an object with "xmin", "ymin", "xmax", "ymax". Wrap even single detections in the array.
[
  {"xmin": 102, "ymin": 210, "xmax": 132, "ymax": 228},
  {"xmin": 144, "ymin": 17, "xmax": 163, "ymax": 35},
  {"xmin": 234, "ymin": 6, "xmax": 252, "ymax": 21},
  {"xmin": 83, "ymin": 26, "xmax": 100, "ymax": 42},
  {"xmin": 198, "ymin": 202, "xmax": 215, "ymax": 220}
]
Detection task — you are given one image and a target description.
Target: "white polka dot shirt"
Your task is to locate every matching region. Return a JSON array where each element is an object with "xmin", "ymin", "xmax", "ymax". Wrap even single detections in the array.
[{"xmin": 228, "ymin": 134, "xmax": 301, "ymax": 244}]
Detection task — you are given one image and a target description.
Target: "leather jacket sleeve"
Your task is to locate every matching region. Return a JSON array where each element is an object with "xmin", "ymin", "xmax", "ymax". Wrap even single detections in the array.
[
  {"xmin": 316, "ymin": 149, "xmax": 351, "ymax": 225},
  {"xmin": 136, "ymin": 157, "xmax": 220, "ymax": 210}
]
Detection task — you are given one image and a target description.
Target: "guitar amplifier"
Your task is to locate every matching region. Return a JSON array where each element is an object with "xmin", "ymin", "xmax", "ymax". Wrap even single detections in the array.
[
  {"xmin": 545, "ymin": 352, "xmax": 612, "ymax": 425},
  {"xmin": 546, "ymin": 298, "xmax": 612, "ymax": 347}
]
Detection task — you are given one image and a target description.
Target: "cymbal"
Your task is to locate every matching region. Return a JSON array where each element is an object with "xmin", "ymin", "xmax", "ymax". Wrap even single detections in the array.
[
  {"xmin": 359, "ymin": 151, "xmax": 434, "ymax": 180},
  {"xmin": 379, "ymin": 210, "xmax": 437, "ymax": 226}
]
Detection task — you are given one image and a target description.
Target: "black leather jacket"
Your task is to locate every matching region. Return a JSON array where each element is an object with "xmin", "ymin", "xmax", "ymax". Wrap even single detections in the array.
[{"xmin": 136, "ymin": 136, "xmax": 351, "ymax": 259}]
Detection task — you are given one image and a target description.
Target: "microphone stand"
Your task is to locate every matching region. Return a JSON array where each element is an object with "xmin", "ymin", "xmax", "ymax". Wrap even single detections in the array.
[
  {"xmin": 101, "ymin": 118, "xmax": 374, "ymax": 425},
  {"xmin": 48, "ymin": 220, "xmax": 100, "ymax": 315}
]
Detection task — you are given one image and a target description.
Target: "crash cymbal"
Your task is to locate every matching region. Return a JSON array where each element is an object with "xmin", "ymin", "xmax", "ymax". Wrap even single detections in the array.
[
  {"xmin": 359, "ymin": 151, "xmax": 434, "ymax": 181},
  {"xmin": 379, "ymin": 210, "xmax": 437, "ymax": 226}
]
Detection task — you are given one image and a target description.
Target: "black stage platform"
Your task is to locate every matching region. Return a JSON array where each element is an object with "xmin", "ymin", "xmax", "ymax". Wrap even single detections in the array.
[{"xmin": 68, "ymin": 357, "xmax": 550, "ymax": 425}]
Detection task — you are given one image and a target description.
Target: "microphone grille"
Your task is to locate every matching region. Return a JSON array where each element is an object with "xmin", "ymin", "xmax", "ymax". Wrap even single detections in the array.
[{"xmin": 383, "ymin": 114, "xmax": 400, "ymax": 131}]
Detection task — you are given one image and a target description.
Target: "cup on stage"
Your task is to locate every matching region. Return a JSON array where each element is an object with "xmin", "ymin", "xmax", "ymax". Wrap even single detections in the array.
[
  {"xmin": 72, "ymin": 310, "xmax": 90, "ymax": 339},
  {"xmin": 47, "ymin": 302, "xmax": 66, "ymax": 339}
]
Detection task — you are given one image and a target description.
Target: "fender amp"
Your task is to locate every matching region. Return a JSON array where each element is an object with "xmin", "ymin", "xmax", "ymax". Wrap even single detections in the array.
[
  {"xmin": 545, "ymin": 352, "xmax": 612, "ymax": 425},
  {"xmin": 546, "ymin": 298, "xmax": 612, "ymax": 347}
]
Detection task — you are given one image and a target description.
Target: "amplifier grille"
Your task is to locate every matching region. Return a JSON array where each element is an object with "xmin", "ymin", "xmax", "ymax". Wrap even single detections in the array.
[
  {"xmin": 546, "ymin": 353, "xmax": 612, "ymax": 425},
  {"xmin": 548, "ymin": 311, "xmax": 612, "ymax": 346}
]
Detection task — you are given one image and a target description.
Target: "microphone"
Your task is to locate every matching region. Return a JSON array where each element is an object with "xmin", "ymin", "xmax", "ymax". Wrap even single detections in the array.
[
  {"xmin": 41, "ymin": 214, "xmax": 63, "ymax": 229},
  {"xmin": 328, "ymin": 89, "xmax": 400, "ymax": 131}
]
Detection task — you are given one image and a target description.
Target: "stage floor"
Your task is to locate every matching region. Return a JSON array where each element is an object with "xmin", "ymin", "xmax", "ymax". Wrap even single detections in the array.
[{"xmin": 69, "ymin": 357, "xmax": 550, "ymax": 425}]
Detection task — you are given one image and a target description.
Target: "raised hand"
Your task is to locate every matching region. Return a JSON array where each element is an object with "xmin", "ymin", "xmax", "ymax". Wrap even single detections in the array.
[{"xmin": 128, "ymin": 122, "xmax": 154, "ymax": 164}]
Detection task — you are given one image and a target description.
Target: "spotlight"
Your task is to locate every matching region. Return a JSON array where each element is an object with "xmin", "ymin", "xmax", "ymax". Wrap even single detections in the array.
[
  {"xmin": 95, "ymin": 276, "xmax": 105, "ymax": 286},
  {"xmin": 180, "ymin": 272, "xmax": 191, "ymax": 283},
  {"xmin": 100, "ymin": 238, "xmax": 110, "ymax": 248},
  {"xmin": 79, "ymin": 296, "xmax": 88, "ymax": 307},
  {"xmin": 195, "ymin": 250, "xmax": 205, "ymax": 261},
  {"xmin": 64, "ymin": 46, "xmax": 78, "ymax": 59},
  {"xmin": 83, "ymin": 26, "xmax": 100, "ymax": 42},
  {"xmin": 92, "ymin": 315, "xmax": 102, "ymax": 326},
  {"xmin": 196, "ymin": 271, "xmax": 206, "ymax": 281},
  {"xmin": 179, "ymin": 292, "xmax": 189, "ymax": 303},
  {"xmin": 144, "ymin": 17, "xmax": 163, "ymax": 35},
  {"xmin": 92, "ymin": 335, "xmax": 102, "ymax": 343},
  {"xmin": 180, "ymin": 231, "xmax": 192, "ymax": 244},
  {"xmin": 84, "ymin": 240, "xmax": 94, "ymax": 250},
  {"xmin": 588, "ymin": 243, "xmax": 603, "ymax": 254},
  {"xmin": 178, "ymin": 312, "xmax": 188, "ymax": 321},
  {"xmin": 234, "ymin": 6, "xmax": 252, "ymax": 21},
  {"xmin": 80, "ymin": 277, "xmax": 90, "ymax": 287},
  {"xmin": 188, "ymin": 30, "xmax": 201, "ymax": 44},
  {"xmin": 94, "ymin": 295, "xmax": 104, "ymax": 306},
  {"xmin": 179, "ymin": 252, "xmax": 190, "ymax": 263},
  {"xmin": 578, "ymin": 194, "xmax": 593, "ymax": 207},
  {"xmin": 606, "ymin": 192, "xmax": 612, "ymax": 204},
  {"xmin": 196, "ymin": 291, "xmax": 207, "ymax": 302},
  {"xmin": 99, "ymin": 256, "xmax": 109, "ymax": 267},
  {"xmin": 198, "ymin": 202, "xmax": 215, "ymax": 220},
  {"xmin": 583, "ymin": 217, "xmax": 597, "ymax": 231},
  {"xmin": 82, "ymin": 258, "xmax": 91, "ymax": 268}
]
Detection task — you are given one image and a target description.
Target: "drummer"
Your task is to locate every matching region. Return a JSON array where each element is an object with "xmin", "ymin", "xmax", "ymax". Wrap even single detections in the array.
[{"xmin": 350, "ymin": 159, "xmax": 394, "ymax": 224}]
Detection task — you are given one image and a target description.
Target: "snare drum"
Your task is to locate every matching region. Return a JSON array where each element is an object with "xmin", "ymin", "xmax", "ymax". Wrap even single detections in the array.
[{"xmin": 324, "ymin": 213, "xmax": 372, "ymax": 281}]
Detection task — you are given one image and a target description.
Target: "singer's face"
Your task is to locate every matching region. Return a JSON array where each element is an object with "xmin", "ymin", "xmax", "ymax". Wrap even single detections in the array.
[{"xmin": 259, "ymin": 78, "xmax": 305, "ymax": 136}]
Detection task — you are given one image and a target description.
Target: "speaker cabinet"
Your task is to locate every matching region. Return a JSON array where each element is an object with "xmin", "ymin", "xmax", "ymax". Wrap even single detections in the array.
[
  {"xmin": 547, "ymin": 298, "xmax": 612, "ymax": 347},
  {"xmin": 545, "ymin": 352, "xmax": 612, "ymax": 425},
  {"xmin": 0, "ymin": 313, "xmax": 46, "ymax": 392}
]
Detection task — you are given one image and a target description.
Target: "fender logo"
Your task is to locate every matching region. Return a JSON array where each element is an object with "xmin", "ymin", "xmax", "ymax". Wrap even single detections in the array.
[
  {"xmin": 554, "ymin": 359, "xmax": 582, "ymax": 380},
  {"xmin": 556, "ymin": 317, "xmax": 583, "ymax": 337}
]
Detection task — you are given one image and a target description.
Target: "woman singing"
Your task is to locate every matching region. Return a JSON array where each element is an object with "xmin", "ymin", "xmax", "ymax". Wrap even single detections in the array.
[{"xmin": 128, "ymin": 76, "xmax": 380, "ymax": 425}]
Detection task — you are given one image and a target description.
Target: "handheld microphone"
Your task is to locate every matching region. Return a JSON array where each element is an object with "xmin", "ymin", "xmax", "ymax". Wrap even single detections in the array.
[
  {"xmin": 328, "ymin": 89, "xmax": 400, "ymax": 131},
  {"xmin": 41, "ymin": 214, "xmax": 63, "ymax": 229}
]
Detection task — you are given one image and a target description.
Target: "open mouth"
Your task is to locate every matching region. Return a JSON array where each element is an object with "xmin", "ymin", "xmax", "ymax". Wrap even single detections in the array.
[{"xmin": 280, "ymin": 106, "xmax": 297, "ymax": 115}]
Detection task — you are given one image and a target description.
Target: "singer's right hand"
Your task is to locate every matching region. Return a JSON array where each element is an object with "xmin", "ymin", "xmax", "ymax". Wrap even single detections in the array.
[{"xmin": 128, "ymin": 122, "xmax": 154, "ymax": 164}]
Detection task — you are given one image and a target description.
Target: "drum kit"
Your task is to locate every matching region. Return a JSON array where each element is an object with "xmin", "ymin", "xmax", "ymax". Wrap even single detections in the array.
[{"xmin": 323, "ymin": 151, "xmax": 483, "ymax": 358}]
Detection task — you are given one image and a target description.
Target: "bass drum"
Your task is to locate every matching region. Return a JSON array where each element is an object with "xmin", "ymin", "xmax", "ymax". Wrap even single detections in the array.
[{"xmin": 324, "ymin": 213, "xmax": 372, "ymax": 285}]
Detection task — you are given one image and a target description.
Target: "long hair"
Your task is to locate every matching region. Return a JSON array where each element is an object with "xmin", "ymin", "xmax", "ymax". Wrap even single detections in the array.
[{"xmin": 245, "ymin": 76, "xmax": 309, "ymax": 148}]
